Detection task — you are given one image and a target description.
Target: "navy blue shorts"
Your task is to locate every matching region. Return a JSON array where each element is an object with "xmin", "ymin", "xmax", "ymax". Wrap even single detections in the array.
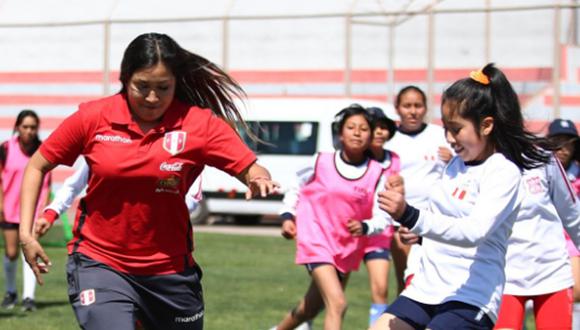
[
  {"xmin": 304, "ymin": 263, "xmax": 347, "ymax": 282},
  {"xmin": 386, "ymin": 296, "xmax": 494, "ymax": 330},
  {"xmin": 0, "ymin": 222, "xmax": 19, "ymax": 230},
  {"xmin": 364, "ymin": 248, "xmax": 391, "ymax": 261},
  {"xmin": 66, "ymin": 253, "xmax": 204, "ymax": 330}
]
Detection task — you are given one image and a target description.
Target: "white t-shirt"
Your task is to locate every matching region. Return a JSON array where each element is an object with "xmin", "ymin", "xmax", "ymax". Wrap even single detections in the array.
[
  {"xmin": 386, "ymin": 124, "xmax": 449, "ymax": 209},
  {"xmin": 403, "ymin": 153, "xmax": 522, "ymax": 322},
  {"xmin": 504, "ymin": 156, "xmax": 580, "ymax": 295}
]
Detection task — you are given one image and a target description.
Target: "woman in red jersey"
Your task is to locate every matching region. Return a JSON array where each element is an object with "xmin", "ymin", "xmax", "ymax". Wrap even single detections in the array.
[{"xmin": 18, "ymin": 33, "xmax": 277, "ymax": 330}]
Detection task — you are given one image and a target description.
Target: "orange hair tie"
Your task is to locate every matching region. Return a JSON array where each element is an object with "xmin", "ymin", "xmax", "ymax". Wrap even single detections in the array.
[{"xmin": 469, "ymin": 69, "xmax": 490, "ymax": 85}]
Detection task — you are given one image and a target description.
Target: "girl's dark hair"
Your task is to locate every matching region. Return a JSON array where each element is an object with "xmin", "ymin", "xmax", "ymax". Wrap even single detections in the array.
[
  {"xmin": 333, "ymin": 103, "xmax": 375, "ymax": 134},
  {"xmin": 331, "ymin": 104, "xmax": 374, "ymax": 150},
  {"xmin": 442, "ymin": 63, "xmax": 552, "ymax": 170},
  {"xmin": 395, "ymin": 85, "xmax": 427, "ymax": 109},
  {"xmin": 119, "ymin": 33, "xmax": 251, "ymax": 137},
  {"xmin": 14, "ymin": 109, "xmax": 41, "ymax": 152}
]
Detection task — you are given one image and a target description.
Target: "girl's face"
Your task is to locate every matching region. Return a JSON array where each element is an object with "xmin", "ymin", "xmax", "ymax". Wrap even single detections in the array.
[
  {"xmin": 442, "ymin": 103, "xmax": 494, "ymax": 162},
  {"xmin": 552, "ymin": 135, "xmax": 576, "ymax": 168},
  {"xmin": 396, "ymin": 90, "xmax": 427, "ymax": 132},
  {"xmin": 127, "ymin": 61, "xmax": 176, "ymax": 124},
  {"xmin": 340, "ymin": 114, "xmax": 372, "ymax": 154},
  {"xmin": 17, "ymin": 116, "xmax": 39, "ymax": 145},
  {"xmin": 372, "ymin": 124, "xmax": 391, "ymax": 149}
]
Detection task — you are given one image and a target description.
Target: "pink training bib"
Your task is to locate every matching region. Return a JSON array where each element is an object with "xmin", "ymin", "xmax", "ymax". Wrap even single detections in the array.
[
  {"xmin": 2, "ymin": 135, "xmax": 50, "ymax": 223},
  {"xmin": 295, "ymin": 152, "xmax": 383, "ymax": 273}
]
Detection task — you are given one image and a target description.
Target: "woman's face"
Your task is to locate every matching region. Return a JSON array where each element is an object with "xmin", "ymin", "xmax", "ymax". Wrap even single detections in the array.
[
  {"xmin": 442, "ymin": 103, "xmax": 493, "ymax": 163},
  {"xmin": 339, "ymin": 114, "xmax": 372, "ymax": 154},
  {"xmin": 552, "ymin": 135, "xmax": 576, "ymax": 168},
  {"xmin": 396, "ymin": 90, "xmax": 427, "ymax": 132},
  {"xmin": 371, "ymin": 124, "xmax": 391, "ymax": 149},
  {"xmin": 17, "ymin": 116, "xmax": 39, "ymax": 145},
  {"xmin": 127, "ymin": 62, "xmax": 176, "ymax": 124}
]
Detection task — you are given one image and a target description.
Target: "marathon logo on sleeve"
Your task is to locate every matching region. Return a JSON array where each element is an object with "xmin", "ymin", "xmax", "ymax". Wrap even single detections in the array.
[{"xmin": 94, "ymin": 134, "xmax": 132, "ymax": 144}]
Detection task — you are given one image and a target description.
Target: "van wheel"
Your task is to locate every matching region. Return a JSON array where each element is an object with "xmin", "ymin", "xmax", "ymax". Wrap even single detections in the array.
[
  {"xmin": 233, "ymin": 215, "xmax": 261, "ymax": 225},
  {"xmin": 190, "ymin": 200, "xmax": 209, "ymax": 225}
]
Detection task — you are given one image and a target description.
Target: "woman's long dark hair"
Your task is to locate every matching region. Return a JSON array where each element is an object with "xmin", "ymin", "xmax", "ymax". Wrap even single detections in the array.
[
  {"xmin": 119, "ymin": 33, "xmax": 252, "ymax": 137},
  {"xmin": 442, "ymin": 63, "xmax": 552, "ymax": 170},
  {"xmin": 14, "ymin": 109, "xmax": 41, "ymax": 153}
]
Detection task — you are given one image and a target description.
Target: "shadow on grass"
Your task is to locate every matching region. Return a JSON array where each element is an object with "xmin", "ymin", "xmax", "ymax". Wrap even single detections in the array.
[
  {"xmin": 36, "ymin": 299, "xmax": 70, "ymax": 308},
  {"xmin": 0, "ymin": 311, "xmax": 25, "ymax": 318},
  {"xmin": 0, "ymin": 299, "xmax": 69, "ymax": 318}
]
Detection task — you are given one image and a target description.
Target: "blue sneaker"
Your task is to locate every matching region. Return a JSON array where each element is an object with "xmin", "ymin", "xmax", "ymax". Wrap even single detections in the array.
[
  {"xmin": 21, "ymin": 297, "xmax": 36, "ymax": 312},
  {"xmin": 1, "ymin": 292, "xmax": 17, "ymax": 309}
]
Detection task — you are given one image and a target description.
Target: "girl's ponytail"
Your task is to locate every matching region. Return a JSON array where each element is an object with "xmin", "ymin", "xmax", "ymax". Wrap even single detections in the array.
[{"xmin": 443, "ymin": 63, "xmax": 553, "ymax": 170}]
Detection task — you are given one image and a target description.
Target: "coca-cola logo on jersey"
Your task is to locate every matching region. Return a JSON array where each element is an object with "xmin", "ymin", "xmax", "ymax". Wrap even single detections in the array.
[{"xmin": 160, "ymin": 161, "xmax": 184, "ymax": 172}]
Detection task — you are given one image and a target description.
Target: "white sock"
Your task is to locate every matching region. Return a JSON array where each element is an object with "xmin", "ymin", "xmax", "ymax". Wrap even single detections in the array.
[
  {"xmin": 4, "ymin": 255, "xmax": 17, "ymax": 294},
  {"xmin": 573, "ymin": 303, "xmax": 580, "ymax": 330},
  {"xmin": 22, "ymin": 251, "xmax": 36, "ymax": 300}
]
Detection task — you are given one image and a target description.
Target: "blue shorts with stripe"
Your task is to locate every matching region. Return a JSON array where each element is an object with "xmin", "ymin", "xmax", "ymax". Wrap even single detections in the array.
[{"xmin": 386, "ymin": 296, "xmax": 494, "ymax": 330}]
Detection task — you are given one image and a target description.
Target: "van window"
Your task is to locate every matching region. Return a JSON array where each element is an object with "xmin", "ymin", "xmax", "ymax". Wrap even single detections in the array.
[{"xmin": 239, "ymin": 121, "xmax": 318, "ymax": 155}]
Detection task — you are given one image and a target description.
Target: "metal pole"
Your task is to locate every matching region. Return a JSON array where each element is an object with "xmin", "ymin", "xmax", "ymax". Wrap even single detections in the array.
[
  {"xmin": 553, "ymin": 4, "xmax": 561, "ymax": 119},
  {"xmin": 102, "ymin": 22, "xmax": 111, "ymax": 96},
  {"xmin": 388, "ymin": 26, "xmax": 395, "ymax": 103},
  {"xmin": 345, "ymin": 15, "xmax": 352, "ymax": 97},
  {"xmin": 222, "ymin": 18, "xmax": 229, "ymax": 71},
  {"xmin": 426, "ymin": 4, "xmax": 435, "ymax": 116},
  {"xmin": 485, "ymin": 0, "xmax": 491, "ymax": 63}
]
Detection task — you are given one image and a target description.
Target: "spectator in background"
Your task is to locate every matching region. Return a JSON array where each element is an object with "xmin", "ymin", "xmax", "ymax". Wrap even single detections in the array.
[
  {"xmin": 18, "ymin": 33, "xmax": 277, "ymax": 330},
  {"xmin": 547, "ymin": 118, "xmax": 580, "ymax": 328},
  {"xmin": 0, "ymin": 110, "xmax": 51, "ymax": 312}
]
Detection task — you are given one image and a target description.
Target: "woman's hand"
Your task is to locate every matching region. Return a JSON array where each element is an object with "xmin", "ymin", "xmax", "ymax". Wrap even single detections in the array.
[
  {"xmin": 20, "ymin": 238, "xmax": 51, "ymax": 285},
  {"xmin": 245, "ymin": 176, "xmax": 280, "ymax": 200},
  {"xmin": 34, "ymin": 217, "xmax": 53, "ymax": 239},
  {"xmin": 238, "ymin": 163, "xmax": 280, "ymax": 199},
  {"xmin": 398, "ymin": 226, "xmax": 420, "ymax": 245},
  {"xmin": 281, "ymin": 220, "xmax": 297, "ymax": 239},
  {"xmin": 378, "ymin": 190, "xmax": 406, "ymax": 220},
  {"xmin": 386, "ymin": 174, "xmax": 404, "ymax": 195},
  {"xmin": 347, "ymin": 219, "xmax": 363, "ymax": 237},
  {"xmin": 438, "ymin": 146, "xmax": 453, "ymax": 163}
]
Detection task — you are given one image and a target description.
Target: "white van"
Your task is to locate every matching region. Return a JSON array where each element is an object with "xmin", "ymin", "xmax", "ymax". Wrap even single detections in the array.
[{"xmin": 193, "ymin": 97, "xmax": 397, "ymax": 224}]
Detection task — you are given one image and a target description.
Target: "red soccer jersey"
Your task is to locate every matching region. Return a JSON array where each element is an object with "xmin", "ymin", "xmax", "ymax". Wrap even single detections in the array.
[{"xmin": 40, "ymin": 93, "xmax": 256, "ymax": 275}]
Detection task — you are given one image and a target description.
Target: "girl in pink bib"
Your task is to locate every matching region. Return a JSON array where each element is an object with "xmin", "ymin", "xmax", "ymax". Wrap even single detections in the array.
[
  {"xmin": 273, "ymin": 104, "xmax": 401, "ymax": 330},
  {"xmin": 0, "ymin": 110, "xmax": 50, "ymax": 311}
]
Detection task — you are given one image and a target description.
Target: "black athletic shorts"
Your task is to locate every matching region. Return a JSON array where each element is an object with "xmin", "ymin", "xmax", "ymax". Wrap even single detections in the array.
[
  {"xmin": 0, "ymin": 222, "xmax": 19, "ymax": 230},
  {"xmin": 66, "ymin": 253, "xmax": 204, "ymax": 330}
]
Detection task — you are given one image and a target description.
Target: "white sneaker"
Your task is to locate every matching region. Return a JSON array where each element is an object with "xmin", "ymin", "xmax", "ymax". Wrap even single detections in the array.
[{"xmin": 295, "ymin": 322, "xmax": 312, "ymax": 330}]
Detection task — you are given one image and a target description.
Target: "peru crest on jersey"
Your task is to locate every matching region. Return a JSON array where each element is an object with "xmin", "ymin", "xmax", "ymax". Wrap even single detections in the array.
[{"xmin": 163, "ymin": 131, "xmax": 187, "ymax": 156}]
